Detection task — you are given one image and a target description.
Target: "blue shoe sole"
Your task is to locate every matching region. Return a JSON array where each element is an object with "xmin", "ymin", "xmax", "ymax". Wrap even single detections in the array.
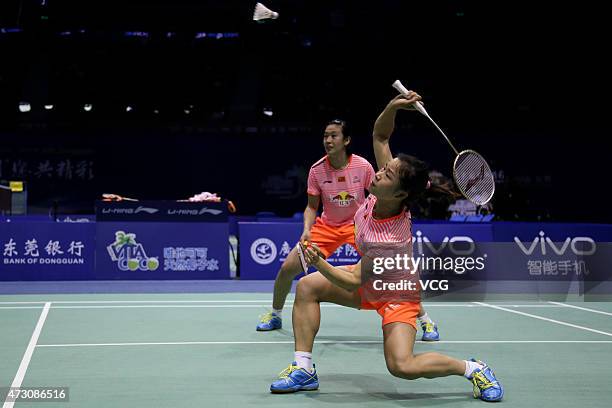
[
  {"xmin": 256, "ymin": 325, "xmax": 281, "ymax": 331},
  {"xmin": 270, "ymin": 383, "xmax": 319, "ymax": 393},
  {"xmin": 476, "ymin": 386, "xmax": 504, "ymax": 402},
  {"xmin": 421, "ymin": 336, "xmax": 440, "ymax": 342}
]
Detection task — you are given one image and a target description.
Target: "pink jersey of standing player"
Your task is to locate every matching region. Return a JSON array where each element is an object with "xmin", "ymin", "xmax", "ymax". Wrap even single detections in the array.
[{"xmin": 307, "ymin": 154, "xmax": 375, "ymax": 227}]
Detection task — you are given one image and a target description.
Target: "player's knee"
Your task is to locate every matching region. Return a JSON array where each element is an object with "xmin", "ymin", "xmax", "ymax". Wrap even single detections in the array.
[
  {"xmin": 296, "ymin": 275, "xmax": 320, "ymax": 301},
  {"xmin": 386, "ymin": 359, "xmax": 420, "ymax": 380},
  {"xmin": 278, "ymin": 259, "xmax": 300, "ymax": 278}
]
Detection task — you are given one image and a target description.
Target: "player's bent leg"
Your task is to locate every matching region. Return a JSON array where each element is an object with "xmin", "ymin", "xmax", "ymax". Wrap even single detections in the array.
[
  {"xmin": 256, "ymin": 247, "xmax": 303, "ymax": 331},
  {"xmin": 270, "ymin": 271, "xmax": 361, "ymax": 394},
  {"xmin": 382, "ymin": 322, "xmax": 503, "ymax": 401},
  {"xmin": 293, "ymin": 271, "xmax": 361, "ymax": 351},
  {"xmin": 383, "ymin": 322, "xmax": 463, "ymax": 379},
  {"xmin": 273, "ymin": 247, "xmax": 304, "ymax": 309}
]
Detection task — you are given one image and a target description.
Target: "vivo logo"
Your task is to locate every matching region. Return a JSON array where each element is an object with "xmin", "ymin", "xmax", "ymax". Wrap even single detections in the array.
[
  {"xmin": 414, "ymin": 230, "xmax": 475, "ymax": 255},
  {"xmin": 514, "ymin": 231, "xmax": 596, "ymax": 255}
]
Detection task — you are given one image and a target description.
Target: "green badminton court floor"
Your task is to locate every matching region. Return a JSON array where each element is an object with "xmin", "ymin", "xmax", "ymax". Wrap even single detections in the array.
[{"xmin": 1, "ymin": 293, "xmax": 611, "ymax": 407}]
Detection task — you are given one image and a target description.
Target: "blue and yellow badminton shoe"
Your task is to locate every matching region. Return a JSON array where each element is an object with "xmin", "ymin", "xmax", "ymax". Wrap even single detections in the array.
[
  {"xmin": 469, "ymin": 359, "xmax": 504, "ymax": 402},
  {"xmin": 420, "ymin": 322, "xmax": 440, "ymax": 341},
  {"xmin": 270, "ymin": 363, "xmax": 319, "ymax": 393},
  {"xmin": 256, "ymin": 312, "xmax": 282, "ymax": 331}
]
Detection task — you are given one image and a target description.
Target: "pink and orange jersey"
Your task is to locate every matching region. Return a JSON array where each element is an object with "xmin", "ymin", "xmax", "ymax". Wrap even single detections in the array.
[
  {"xmin": 307, "ymin": 154, "xmax": 375, "ymax": 227},
  {"xmin": 354, "ymin": 194, "xmax": 419, "ymax": 309},
  {"xmin": 354, "ymin": 194, "xmax": 412, "ymax": 256}
]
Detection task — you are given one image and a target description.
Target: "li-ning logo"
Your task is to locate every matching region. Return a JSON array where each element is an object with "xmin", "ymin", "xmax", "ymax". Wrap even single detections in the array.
[
  {"xmin": 167, "ymin": 208, "xmax": 223, "ymax": 216},
  {"xmin": 514, "ymin": 231, "xmax": 596, "ymax": 255},
  {"xmin": 107, "ymin": 231, "xmax": 159, "ymax": 271},
  {"xmin": 101, "ymin": 207, "xmax": 158, "ymax": 215},
  {"xmin": 414, "ymin": 230, "xmax": 475, "ymax": 255},
  {"xmin": 135, "ymin": 206, "xmax": 158, "ymax": 214}
]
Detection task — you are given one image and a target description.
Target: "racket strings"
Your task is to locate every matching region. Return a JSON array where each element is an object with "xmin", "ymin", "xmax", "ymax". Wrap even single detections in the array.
[{"xmin": 454, "ymin": 152, "xmax": 495, "ymax": 205}]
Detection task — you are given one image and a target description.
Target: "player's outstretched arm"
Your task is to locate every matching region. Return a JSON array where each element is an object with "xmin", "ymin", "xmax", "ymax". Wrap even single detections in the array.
[{"xmin": 372, "ymin": 93, "xmax": 422, "ymax": 170}]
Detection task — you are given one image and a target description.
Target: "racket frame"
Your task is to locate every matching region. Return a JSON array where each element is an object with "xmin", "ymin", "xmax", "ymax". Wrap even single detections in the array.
[
  {"xmin": 296, "ymin": 242, "xmax": 309, "ymax": 275},
  {"xmin": 452, "ymin": 149, "xmax": 496, "ymax": 206}
]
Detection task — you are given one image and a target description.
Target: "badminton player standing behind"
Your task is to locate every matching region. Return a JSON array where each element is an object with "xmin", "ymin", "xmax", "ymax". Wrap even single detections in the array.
[
  {"xmin": 256, "ymin": 119, "xmax": 373, "ymax": 329},
  {"xmin": 256, "ymin": 120, "xmax": 441, "ymax": 342},
  {"xmin": 268, "ymin": 92, "xmax": 503, "ymax": 402}
]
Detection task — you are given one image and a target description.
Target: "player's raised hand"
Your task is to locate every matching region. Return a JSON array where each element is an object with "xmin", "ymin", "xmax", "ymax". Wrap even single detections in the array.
[{"xmin": 387, "ymin": 92, "xmax": 422, "ymax": 111}]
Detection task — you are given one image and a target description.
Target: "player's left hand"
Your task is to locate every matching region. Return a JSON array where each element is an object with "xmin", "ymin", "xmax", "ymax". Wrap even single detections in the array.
[{"xmin": 304, "ymin": 243, "xmax": 324, "ymax": 266}]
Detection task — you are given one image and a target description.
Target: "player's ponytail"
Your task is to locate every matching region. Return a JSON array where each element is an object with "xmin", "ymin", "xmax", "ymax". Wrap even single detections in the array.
[{"xmin": 397, "ymin": 154, "xmax": 460, "ymax": 212}]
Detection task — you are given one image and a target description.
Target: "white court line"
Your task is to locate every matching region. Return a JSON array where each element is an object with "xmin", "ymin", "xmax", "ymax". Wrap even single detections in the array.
[
  {"xmin": 0, "ymin": 299, "xmax": 567, "ymax": 307},
  {"xmin": 35, "ymin": 339, "xmax": 612, "ymax": 348},
  {"xmin": 60, "ymin": 300, "xmax": 279, "ymax": 303},
  {"xmin": 474, "ymin": 302, "xmax": 612, "ymax": 338},
  {"xmin": 494, "ymin": 305, "xmax": 560, "ymax": 308},
  {"xmin": 0, "ymin": 300, "xmax": 563, "ymax": 305},
  {"xmin": 2, "ymin": 302, "xmax": 51, "ymax": 408},
  {"xmin": 0, "ymin": 300, "xmax": 290, "ymax": 305},
  {"xmin": 44, "ymin": 304, "xmax": 564, "ymax": 310},
  {"xmin": 49, "ymin": 304, "xmax": 341, "ymax": 309},
  {"xmin": 0, "ymin": 304, "xmax": 572, "ymax": 311},
  {"xmin": 549, "ymin": 302, "xmax": 612, "ymax": 317},
  {"xmin": 0, "ymin": 306, "xmax": 45, "ymax": 310}
]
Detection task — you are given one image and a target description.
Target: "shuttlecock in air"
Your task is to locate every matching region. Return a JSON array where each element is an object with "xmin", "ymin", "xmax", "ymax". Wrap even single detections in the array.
[{"xmin": 253, "ymin": 3, "xmax": 279, "ymax": 22}]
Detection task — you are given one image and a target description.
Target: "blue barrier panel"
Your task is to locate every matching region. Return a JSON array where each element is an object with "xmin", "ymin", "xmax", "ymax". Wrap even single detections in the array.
[
  {"xmin": 95, "ymin": 200, "xmax": 230, "ymax": 279},
  {"xmin": 2, "ymin": 219, "xmax": 610, "ymax": 282},
  {"xmin": 96, "ymin": 200, "xmax": 228, "ymax": 222},
  {"xmin": 412, "ymin": 222, "xmax": 493, "ymax": 244},
  {"xmin": 95, "ymin": 222, "xmax": 229, "ymax": 279},
  {"xmin": 485, "ymin": 222, "xmax": 612, "ymax": 282},
  {"xmin": 0, "ymin": 222, "xmax": 95, "ymax": 280},
  {"xmin": 492, "ymin": 222, "xmax": 612, "ymax": 242},
  {"xmin": 238, "ymin": 222, "xmax": 494, "ymax": 280}
]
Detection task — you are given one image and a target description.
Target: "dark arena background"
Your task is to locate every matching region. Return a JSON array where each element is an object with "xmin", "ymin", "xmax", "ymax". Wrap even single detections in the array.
[{"xmin": 0, "ymin": 1, "xmax": 610, "ymax": 408}]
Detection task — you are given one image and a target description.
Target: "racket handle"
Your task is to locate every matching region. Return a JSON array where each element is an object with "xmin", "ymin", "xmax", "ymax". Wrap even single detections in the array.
[{"xmin": 392, "ymin": 80, "xmax": 429, "ymax": 117}]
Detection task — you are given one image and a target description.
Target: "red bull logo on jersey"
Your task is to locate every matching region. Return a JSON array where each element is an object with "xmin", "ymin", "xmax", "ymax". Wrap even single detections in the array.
[{"xmin": 330, "ymin": 191, "xmax": 356, "ymax": 207}]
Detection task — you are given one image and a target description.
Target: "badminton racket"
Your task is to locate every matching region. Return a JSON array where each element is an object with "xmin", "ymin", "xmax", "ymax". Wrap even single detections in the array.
[{"xmin": 392, "ymin": 80, "xmax": 495, "ymax": 206}]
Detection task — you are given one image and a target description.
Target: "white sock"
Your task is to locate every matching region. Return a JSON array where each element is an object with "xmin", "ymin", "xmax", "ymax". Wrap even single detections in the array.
[
  {"xmin": 417, "ymin": 312, "xmax": 433, "ymax": 325},
  {"xmin": 294, "ymin": 351, "xmax": 313, "ymax": 372},
  {"xmin": 272, "ymin": 308, "xmax": 282, "ymax": 319},
  {"xmin": 464, "ymin": 360, "xmax": 484, "ymax": 379}
]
